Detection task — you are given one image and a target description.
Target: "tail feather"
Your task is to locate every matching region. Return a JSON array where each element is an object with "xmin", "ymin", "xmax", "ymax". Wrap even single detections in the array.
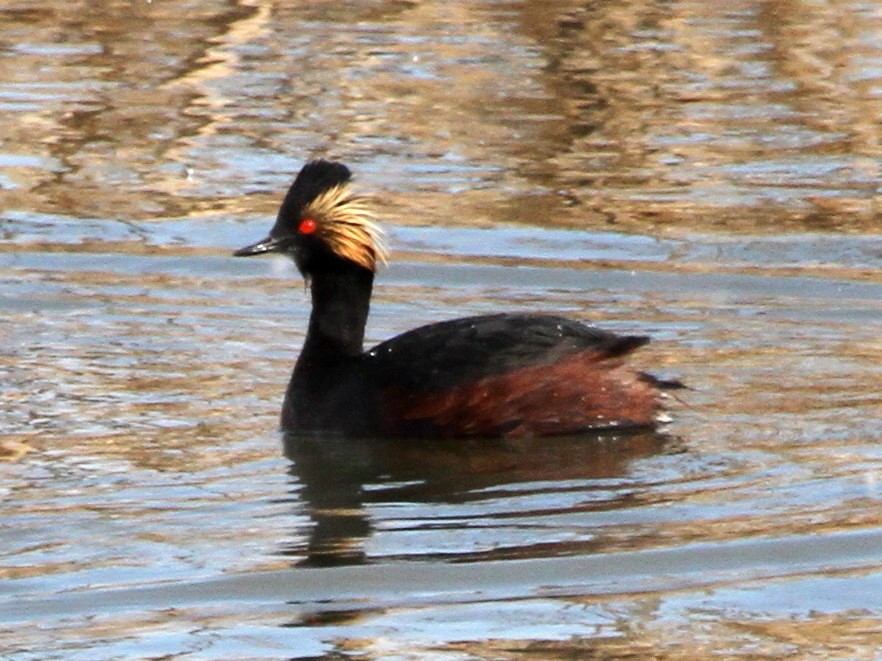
[{"xmin": 640, "ymin": 372, "xmax": 687, "ymax": 390}]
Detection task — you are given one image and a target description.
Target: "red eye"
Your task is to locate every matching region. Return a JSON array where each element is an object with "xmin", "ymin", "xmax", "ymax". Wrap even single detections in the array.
[{"xmin": 298, "ymin": 218, "xmax": 318, "ymax": 235}]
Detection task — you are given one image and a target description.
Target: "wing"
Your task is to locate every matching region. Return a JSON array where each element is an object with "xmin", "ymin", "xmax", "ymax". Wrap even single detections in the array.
[
  {"xmin": 359, "ymin": 314, "xmax": 657, "ymax": 437},
  {"xmin": 364, "ymin": 313, "xmax": 647, "ymax": 392}
]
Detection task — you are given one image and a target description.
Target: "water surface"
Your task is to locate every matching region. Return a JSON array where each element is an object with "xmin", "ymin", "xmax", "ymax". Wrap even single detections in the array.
[{"xmin": 1, "ymin": 1, "xmax": 881, "ymax": 659}]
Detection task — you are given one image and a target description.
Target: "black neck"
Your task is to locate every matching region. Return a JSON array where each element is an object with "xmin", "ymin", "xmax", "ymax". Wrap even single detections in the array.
[{"xmin": 302, "ymin": 263, "xmax": 373, "ymax": 359}]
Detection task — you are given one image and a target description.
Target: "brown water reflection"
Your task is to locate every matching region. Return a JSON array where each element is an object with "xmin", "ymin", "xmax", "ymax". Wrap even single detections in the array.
[
  {"xmin": 4, "ymin": 0, "xmax": 881, "ymax": 231},
  {"xmin": 1, "ymin": 0, "xmax": 881, "ymax": 659}
]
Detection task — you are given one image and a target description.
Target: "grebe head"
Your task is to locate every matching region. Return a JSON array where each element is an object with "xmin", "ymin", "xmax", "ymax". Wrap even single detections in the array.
[{"xmin": 234, "ymin": 160, "xmax": 387, "ymax": 275}]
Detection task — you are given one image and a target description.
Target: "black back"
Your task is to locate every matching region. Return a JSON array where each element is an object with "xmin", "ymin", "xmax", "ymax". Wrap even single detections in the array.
[{"xmin": 363, "ymin": 313, "xmax": 648, "ymax": 393}]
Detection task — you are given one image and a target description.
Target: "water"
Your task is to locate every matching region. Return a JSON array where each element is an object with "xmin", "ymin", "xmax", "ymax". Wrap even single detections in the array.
[{"xmin": 1, "ymin": 0, "xmax": 881, "ymax": 658}]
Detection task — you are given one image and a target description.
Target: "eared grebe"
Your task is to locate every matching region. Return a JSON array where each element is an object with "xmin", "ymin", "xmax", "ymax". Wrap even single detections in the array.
[{"xmin": 235, "ymin": 160, "xmax": 678, "ymax": 438}]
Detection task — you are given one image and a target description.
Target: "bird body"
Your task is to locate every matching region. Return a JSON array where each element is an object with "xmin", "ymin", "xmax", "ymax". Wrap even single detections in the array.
[{"xmin": 235, "ymin": 160, "xmax": 676, "ymax": 439}]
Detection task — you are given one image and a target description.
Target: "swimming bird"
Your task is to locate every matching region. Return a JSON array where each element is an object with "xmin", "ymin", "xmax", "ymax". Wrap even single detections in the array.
[{"xmin": 235, "ymin": 160, "xmax": 678, "ymax": 438}]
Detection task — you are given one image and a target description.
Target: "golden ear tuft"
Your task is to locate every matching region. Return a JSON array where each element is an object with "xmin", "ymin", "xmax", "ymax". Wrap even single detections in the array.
[{"xmin": 301, "ymin": 184, "xmax": 388, "ymax": 272}]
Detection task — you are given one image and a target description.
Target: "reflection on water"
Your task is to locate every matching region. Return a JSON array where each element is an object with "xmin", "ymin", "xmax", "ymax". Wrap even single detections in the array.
[
  {"xmin": 284, "ymin": 430, "xmax": 673, "ymax": 566},
  {"xmin": 1, "ymin": 0, "xmax": 881, "ymax": 658}
]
